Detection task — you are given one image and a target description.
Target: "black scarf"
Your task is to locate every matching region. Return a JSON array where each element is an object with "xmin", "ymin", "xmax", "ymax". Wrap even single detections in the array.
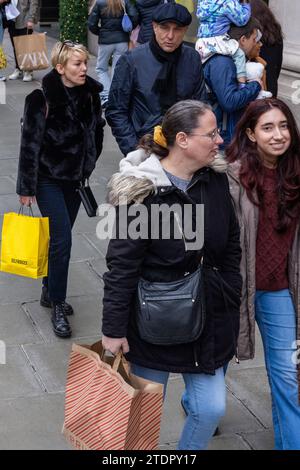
[{"xmin": 149, "ymin": 35, "xmax": 182, "ymax": 114}]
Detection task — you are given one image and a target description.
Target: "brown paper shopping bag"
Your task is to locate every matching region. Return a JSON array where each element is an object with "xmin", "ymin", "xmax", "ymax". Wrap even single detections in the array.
[
  {"xmin": 13, "ymin": 32, "xmax": 50, "ymax": 71},
  {"xmin": 62, "ymin": 341, "xmax": 164, "ymax": 450}
]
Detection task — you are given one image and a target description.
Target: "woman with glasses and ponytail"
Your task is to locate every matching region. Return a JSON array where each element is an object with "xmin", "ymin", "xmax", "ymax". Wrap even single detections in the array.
[
  {"xmin": 101, "ymin": 100, "xmax": 242, "ymax": 450},
  {"xmin": 16, "ymin": 41, "xmax": 105, "ymax": 338}
]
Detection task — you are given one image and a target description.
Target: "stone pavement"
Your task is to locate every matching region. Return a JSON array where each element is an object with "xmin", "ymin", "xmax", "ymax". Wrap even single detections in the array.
[{"xmin": 0, "ymin": 28, "xmax": 299, "ymax": 451}]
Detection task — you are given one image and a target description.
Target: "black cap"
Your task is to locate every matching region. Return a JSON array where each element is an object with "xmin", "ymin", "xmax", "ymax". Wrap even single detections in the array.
[{"xmin": 152, "ymin": 3, "xmax": 192, "ymax": 27}]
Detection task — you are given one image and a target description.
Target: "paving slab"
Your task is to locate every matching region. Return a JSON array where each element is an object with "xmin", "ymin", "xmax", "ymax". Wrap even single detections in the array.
[
  {"xmin": 0, "ymin": 346, "xmax": 44, "ymax": 399},
  {"xmin": 22, "ymin": 335, "xmax": 101, "ymax": 394},
  {"xmin": 0, "ymin": 394, "xmax": 71, "ymax": 450},
  {"xmin": 241, "ymin": 430, "xmax": 275, "ymax": 451},
  {"xmin": 24, "ymin": 294, "xmax": 103, "ymax": 344},
  {"xmin": 0, "ymin": 177, "xmax": 16, "ymax": 195},
  {"xmin": 70, "ymin": 233, "xmax": 103, "ymax": 262},
  {"xmin": 0, "ymin": 271, "xmax": 43, "ymax": 304},
  {"xmin": 226, "ymin": 366, "xmax": 272, "ymax": 429},
  {"xmin": 0, "ymin": 303, "xmax": 42, "ymax": 345},
  {"xmin": 0, "ymin": 158, "xmax": 18, "ymax": 177}
]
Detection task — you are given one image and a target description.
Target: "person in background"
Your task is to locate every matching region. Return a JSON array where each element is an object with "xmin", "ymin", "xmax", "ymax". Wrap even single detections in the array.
[
  {"xmin": 0, "ymin": 0, "xmax": 6, "ymax": 81},
  {"xmin": 250, "ymin": 0, "xmax": 283, "ymax": 97},
  {"xmin": 4, "ymin": 0, "xmax": 39, "ymax": 82},
  {"xmin": 196, "ymin": 0, "xmax": 251, "ymax": 85},
  {"xmin": 227, "ymin": 98, "xmax": 300, "ymax": 450},
  {"xmin": 88, "ymin": 0, "xmax": 138, "ymax": 109},
  {"xmin": 106, "ymin": 2, "xmax": 207, "ymax": 156},
  {"xmin": 17, "ymin": 41, "xmax": 105, "ymax": 338},
  {"xmin": 135, "ymin": 0, "xmax": 172, "ymax": 45},
  {"xmin": 102, "ymin": 100, "xmax": 242, "ymax": 450},
  {"xmin": 203, "ymin": 18, "xmax": 261, "ymax": 148}
]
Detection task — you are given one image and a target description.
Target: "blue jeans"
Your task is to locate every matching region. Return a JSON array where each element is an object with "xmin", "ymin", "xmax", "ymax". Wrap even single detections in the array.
[
  {"xmin": 95, "ymin": 42, "xmax": 128, "ymax": 103},
  {"xmin": 255, "ymin": 289, "xmax": 300, "ymax": 450},
  {"xmin": 36, "ymin": 177, "xmax": 81, "ymax": 303},
  {"xmin": 130, "ymin": 363, "xmax": 226, "ymax": 450}
]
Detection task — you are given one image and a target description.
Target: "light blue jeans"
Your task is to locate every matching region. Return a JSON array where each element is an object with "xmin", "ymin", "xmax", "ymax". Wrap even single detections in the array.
[
  {"xmin": 95, "ymin": 42, "xmax": 128, "ymax": 103},
  {"xmin": 233, "ymin": 47, "xmax": 246, "ymax": 79},
  {"xmin": 130, "ymin": 363, "xmax": 226, "ymax": 450},
  {"xmin": 255, "ymin": 289, "xmax": 300, "ymax": 450}
]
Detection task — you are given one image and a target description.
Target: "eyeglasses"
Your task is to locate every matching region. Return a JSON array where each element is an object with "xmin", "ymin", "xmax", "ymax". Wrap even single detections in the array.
[
  {"xmin": 190, "ymin": 128, "xmax": 221, "ymax": 142},
  {"xmin": 58, "ymin": 40, "xmax": 80, "ymax": 59}
]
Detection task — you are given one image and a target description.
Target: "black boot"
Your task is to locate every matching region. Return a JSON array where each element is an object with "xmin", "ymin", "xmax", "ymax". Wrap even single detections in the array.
[
  {"xmin": 40, "ymin": 287, "xmax": 74, "ymax": 315},
  {"xmin": 51, "ymin": 303, "xmax": 72, "ymax": 338}
]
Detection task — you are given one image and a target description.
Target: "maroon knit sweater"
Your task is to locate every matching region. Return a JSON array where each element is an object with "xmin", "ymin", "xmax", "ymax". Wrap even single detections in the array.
[{"xmin": 256, "ymin": 167, "xmax": 296, "ymax": 291}]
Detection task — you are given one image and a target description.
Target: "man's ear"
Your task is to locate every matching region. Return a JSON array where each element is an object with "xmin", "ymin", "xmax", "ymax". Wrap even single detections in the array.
[{"xmin": 246, "ymin": 128, "xmax": 256, "ymax": 143}]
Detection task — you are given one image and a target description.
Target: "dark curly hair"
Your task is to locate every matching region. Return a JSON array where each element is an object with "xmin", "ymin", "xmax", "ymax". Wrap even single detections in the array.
[
  {"xmin": 226, "ymin": 98, "xmax": 300, "ymax": 232},
  {"xmin": 250, "ymin": 0, "xmax": 283, "ymax": 45}
]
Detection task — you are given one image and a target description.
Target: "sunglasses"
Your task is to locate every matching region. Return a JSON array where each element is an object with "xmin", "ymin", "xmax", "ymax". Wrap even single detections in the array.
[{"xmin": 58, "ymin": 40, "xmax": 80, "ymax": 59}]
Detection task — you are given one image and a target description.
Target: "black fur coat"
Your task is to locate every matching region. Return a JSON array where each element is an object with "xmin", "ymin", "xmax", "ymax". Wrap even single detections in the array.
[{"xmin": 17, "ymin": 69, "xmax": 105, "ymax": 196}]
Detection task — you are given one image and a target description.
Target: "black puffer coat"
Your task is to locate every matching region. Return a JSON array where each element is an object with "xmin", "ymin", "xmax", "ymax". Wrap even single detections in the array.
[
  {"xmin": 88, "ymin": 0, "xmax": 139, "ymax": 45},
  {"xmin": 136, "ymin": 0, "xmax": 173, "ymax": 44},
  {"xmin": 17, "ymin": 69, "xmax": 105, "ymax": 196},
  {"xmin": 102, "ymin": 150, "xmax": 242, "ymax": 374}
]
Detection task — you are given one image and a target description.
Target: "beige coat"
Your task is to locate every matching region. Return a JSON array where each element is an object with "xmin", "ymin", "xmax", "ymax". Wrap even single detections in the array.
[
  {"xmin": 227, "ymin": 162, "xmax": 300, "ymax": 361},
  {"xmin": 15, "ymin": 0, "xmax": 40, "ymax": 29}
]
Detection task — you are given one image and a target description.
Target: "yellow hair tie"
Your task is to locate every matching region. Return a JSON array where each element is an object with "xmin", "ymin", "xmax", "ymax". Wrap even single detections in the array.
[{"xmin": 153, "ymin": 125, "xmax": 168, "ymax": 149}]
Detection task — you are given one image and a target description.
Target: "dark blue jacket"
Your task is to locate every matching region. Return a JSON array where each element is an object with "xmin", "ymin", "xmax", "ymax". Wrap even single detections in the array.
[
  {"xmin": 203, "ymin": 55, "xmax": 261, "ymax": 147},
  {"xmin": 105, "ymin": 43, "xmax": 208, "ymax": 156},
  {"xmin": 88, "ymin": 0, "xmax": 138, "ymax": 45}
]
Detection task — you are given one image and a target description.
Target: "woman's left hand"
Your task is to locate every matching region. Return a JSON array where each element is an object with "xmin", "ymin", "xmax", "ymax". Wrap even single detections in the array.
[{"xmin": 27, "ymin": 21, "xmax": 34, "ymax": 30}]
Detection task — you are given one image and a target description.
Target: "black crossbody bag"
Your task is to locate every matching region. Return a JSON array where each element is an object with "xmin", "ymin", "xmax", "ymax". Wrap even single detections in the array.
[
  {"xmin": 135, "ymin": 185, "xmax": 205, "ymax": 345},
  {"xmin": 136, "ymin": 261, "xmax": 205, "ymax": 345}
]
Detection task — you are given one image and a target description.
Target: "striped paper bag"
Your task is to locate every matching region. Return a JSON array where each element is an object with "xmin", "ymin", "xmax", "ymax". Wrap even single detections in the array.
[{"xmin": 62, "ymin": 341, "xmax": 163, "ymax": 450}]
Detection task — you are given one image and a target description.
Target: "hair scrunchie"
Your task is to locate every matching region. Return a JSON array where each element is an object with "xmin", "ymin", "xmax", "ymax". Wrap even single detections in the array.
[{"xmin": 153, "ymin": 125, "xmax": 168, "ymax": 149}]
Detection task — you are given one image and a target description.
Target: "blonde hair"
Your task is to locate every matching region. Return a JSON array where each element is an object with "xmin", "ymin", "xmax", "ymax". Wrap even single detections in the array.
[
  {"xmin": 51, "ymin": 41, "xmax": 89, "ymax": 67},
  {"xmin": 104, "ymin": 0, "xmax": 124, "ymax": 16}
]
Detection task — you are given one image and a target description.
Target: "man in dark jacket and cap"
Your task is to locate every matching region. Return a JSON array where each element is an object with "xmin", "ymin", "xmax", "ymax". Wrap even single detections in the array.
[{"xmin": 105, "ymin": 2, "xmax": 207, "ymax": 156}]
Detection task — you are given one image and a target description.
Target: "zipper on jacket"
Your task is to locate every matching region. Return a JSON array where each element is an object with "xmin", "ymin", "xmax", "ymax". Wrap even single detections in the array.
[{"xmin": 193, "ymin": 344, "xmax": 199, "ymax": 367}]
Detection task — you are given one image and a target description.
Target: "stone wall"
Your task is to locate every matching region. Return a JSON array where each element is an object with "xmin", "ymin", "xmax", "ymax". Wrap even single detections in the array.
[{"xmin": 269, "ymin": 0, "xmax": 300, "ymax": 101}]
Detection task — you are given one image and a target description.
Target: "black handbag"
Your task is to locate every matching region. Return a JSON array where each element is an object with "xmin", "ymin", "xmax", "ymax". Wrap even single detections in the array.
[
  {"xmin": 77, "ymin": 180, "xmax": 98, "ymax": 217},
  {"xmin": 136, "ymin": 263, "xmax": 205, "ymax": 345}
]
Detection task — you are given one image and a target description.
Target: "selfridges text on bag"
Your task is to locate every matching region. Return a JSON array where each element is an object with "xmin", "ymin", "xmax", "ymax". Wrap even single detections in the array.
[{"xmin": 13, "ymin": 32, "xmax": 50, "ymax": 71}]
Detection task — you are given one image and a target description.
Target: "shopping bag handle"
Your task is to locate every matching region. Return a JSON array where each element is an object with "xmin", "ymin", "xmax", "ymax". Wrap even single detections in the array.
[
  {"xmin": 101, "ymin": 349, "xmax": 123, "ymax": 371},
  {"xmin": 18, "ymin": 204, "xmax": 34, "ymax": 217}
]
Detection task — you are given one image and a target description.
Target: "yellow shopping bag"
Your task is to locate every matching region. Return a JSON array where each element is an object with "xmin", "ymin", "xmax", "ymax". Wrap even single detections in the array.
[{"xmin": 0, "ymin": 212, "xmax": 50, "ymax": 279}]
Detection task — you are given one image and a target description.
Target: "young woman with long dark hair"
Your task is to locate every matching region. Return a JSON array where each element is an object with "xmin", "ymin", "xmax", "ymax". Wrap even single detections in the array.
[
  {"xmin": 250, "ymin": 0, "xmax": 283, "ymax": 97},
  {"xmin": 226, "ymin": 98, "xmax": 300, "ymax": 449}
]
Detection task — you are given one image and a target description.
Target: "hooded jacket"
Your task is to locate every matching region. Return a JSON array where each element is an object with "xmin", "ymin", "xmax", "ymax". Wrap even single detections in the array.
[
  {"xmin": 102, "ymin": 150, "xmax": 242, "ymax": 373},
  {"xmin": 17, "ymin": 69, "xmax": 105, "ymax": 196},
  {"xmin": 196, "ymin": 0, "xmax": 251, "ymax": 38}
]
